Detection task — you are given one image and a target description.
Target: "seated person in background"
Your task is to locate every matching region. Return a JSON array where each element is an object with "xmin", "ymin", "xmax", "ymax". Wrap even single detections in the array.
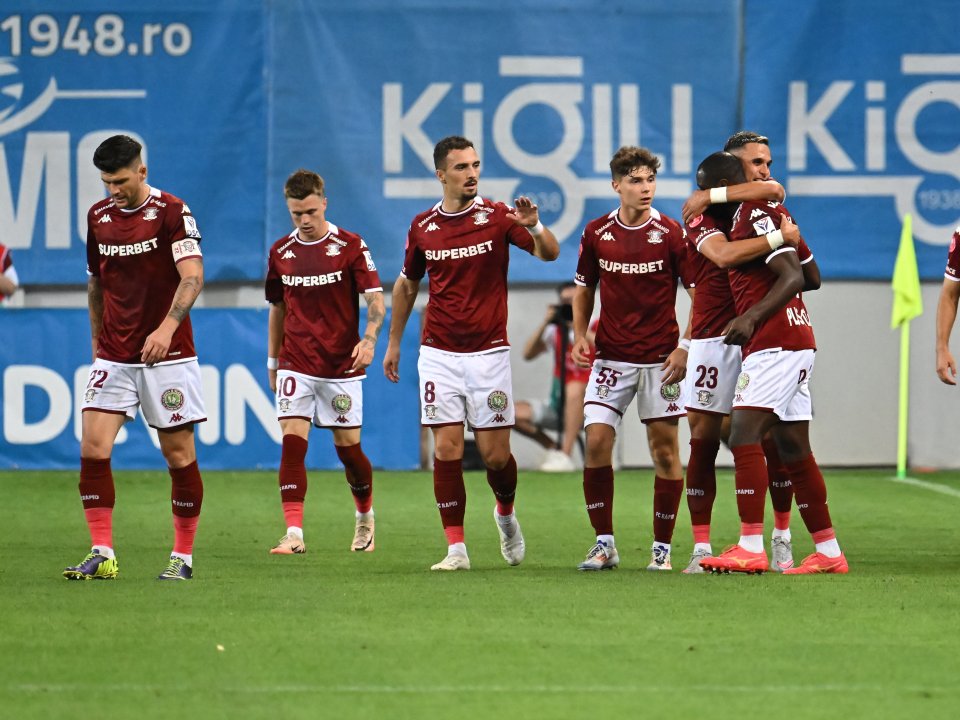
[{"xmin": 514, "ymin": 282, "xmax": 597, "ymax": 471}]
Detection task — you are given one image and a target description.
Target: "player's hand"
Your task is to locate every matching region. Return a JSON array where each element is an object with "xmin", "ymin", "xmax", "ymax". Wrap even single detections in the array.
[
  {"xmin": 268, "ymin": 368, "xmax": 278, "ymax": 393},
  {"xmin": 722, "ymin": 314, "xmax": 756, "ymax": 346},
  {"xmin": 660, "ymin": 347, "xmax": 688, "ymax": 384},
  {"xmin": 682, "ymin": 189, "xmax": 710, "ymax": 225},
  {"xmin": 936, "ymin": 348, "xmax": 957, "ymax": 385},
  {"xmin": 383, "ymin": 343, "xmax": 401, "ymax": 383},
  {"xmin": 506, "ymin": 195, "xmax": 540, "ymax": 228},
  {"xmin": 571, "ymin": 337, "xmax": 592, "ymax": 368},
  {"xmin": 780, "ymin": 214, "xmax": 800, "ymax": 247},
  {"xmin": 141, "ymin": 326, "xmax": 174, "ymax": 365},
  {"xmin": 350, "ymin": 338, "xmax": 376, "ymax": 372}
]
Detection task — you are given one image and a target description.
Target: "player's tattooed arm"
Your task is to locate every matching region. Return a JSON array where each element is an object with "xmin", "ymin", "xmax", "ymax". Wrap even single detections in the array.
[
  {"xmin": 87, "ymin": 276, "xmax": 104, "ymax": 361},
  {"xmin": 141, "ymin": 257, "xmax": 204, "ymax": 365},
  {"xmin": 351, "ymin": 291, "xmax": 385, "ymax": 372}
]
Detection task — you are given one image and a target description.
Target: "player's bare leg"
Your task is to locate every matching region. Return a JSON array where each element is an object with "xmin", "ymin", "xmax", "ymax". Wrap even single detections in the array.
[
  {"xmin": 559, "ymin": 380, "xmax": 587, "ymax": 460},
  {"xmin": 701, "ymin": 409, "xmax": 779, "ymax": 574},
  {"xmin": 476, "ymin": 428, "xmax": 524, "ymax": 566},
  {"xmin": 646, "ymin": 418, "xmax": 683, "ymax": 571},
  {"xmin": 64, "ymin": 411, "xmax": 125, "ymax": 580},
  {"xmin": 578, "ymin": 422, "xmax": 619, "ymax": 570},
  {"xmin": 430, "ymin": 424, "xmax": 470, "ymax": 570},
  {"xmin": 272, "ymin": 418, "xmax": 310, "ymax": 555},
  {"xmin": 333, "ymin": 427, "xmax": 375, "ymax": 552},
  {"xmin": 514, "ymin": 400, "xmax": 560, "ymax": 451},
  {"xmin": 157, "ymin": 425, "xmax": 203, "ymax": 580},
  {"xmin": 684, "ymin": 410, "xmax": 723, "ymax": 573},
  {"xmin": 772, "ymin": 422, "xmax": 848, "ymax": 574}
]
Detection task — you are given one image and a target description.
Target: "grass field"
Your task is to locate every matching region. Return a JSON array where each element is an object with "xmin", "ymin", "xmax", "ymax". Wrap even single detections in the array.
[{"xmin": 2, "ymin": 467, "xmax": 959, "ymax": 719}]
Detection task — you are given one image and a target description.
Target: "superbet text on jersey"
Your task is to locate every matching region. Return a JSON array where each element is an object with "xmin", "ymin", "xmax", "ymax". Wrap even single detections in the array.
[
  {"xmin": 575, "ymin": 207, "xmax": 691, "ymax": 364},
  {"xmin": 86, "ymin": 186, "xmax": 202, "ymax": 365},
  {"xmin": 727, "ymin": 200, "xmax": 816, "ymax": 358},
  {"xmin": 265, "ymin": 223, "xmax": 382, "ymax": 379},
  {"xmin": 402, "ymin": 197, "xmax": 536, "ymax": 353}
]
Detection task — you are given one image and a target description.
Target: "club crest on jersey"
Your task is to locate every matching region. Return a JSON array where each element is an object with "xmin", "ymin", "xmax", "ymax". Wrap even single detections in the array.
[
  {"xmin": 332, "ymin": 393, "xmax": 352, "ymax": 423},
  {"xmin": 596, "ymin": 385, "xmax": 610, "ymax": 399},
  {"xmin": 696, "ymin": 390, "xmax": 713, "ymax": 405},
  {"xmin": 660, "ymin": 383, "xmax": 681, "ymax": 401},
  {"xmin": 143, "ymin": 207, "xmax": 159, "ymax": 221},
  {"xmin": 161, "ymin": 388, "xmax": 185, "ymax": 411},
  {"xmin": 278, "ymin": 398, "xmax": 292, "ymax": 413},
  {"xmin": 736, "ymin": 373, "xmax": 750, "ymax": 391},
  {"xmin": 473, "ymin": 210, "xmax": 490, "ymax": 225},
  {"xmin": 84, "ymin": 388, "xmax": 96, "ymax": 403},
  {"xmin": 487, "ymin": 390, "xmax": 508, "ymax": 412},
  {"xmin": 326, "ymin": 243, "xmax": 341, "ymax": 256},
  {"xmin": 647, "ymin": 229, "xmax": 664, "ymax": 244},
  {"xmin": 424, "ymin": 404, "xmax": 438, "ymax": 419}
]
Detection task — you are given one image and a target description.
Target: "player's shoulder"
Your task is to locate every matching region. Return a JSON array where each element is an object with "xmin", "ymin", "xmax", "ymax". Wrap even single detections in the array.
[
  {"xmin": 88, "ymin": 195, "xmax": 116, "ymax": 220},
  {"xmin": 270, "ymin": 229, "xmax": 298, "ymax": 255},
  {"xmin": 149, "ymin": 187, "xmax": 192, "ymax": 216},
  {"xmin": 582, "ymin": 209, "xmax": 618, "ymax": 238},
  {"xmin": 410, "ymin": 203, "xmax": 442, "ymax": 231},
  {"xmin": 328, "ymin": 222, "xmax": 363, "ymax": 247},
  {"xmin": 649, "ymin": 207, "xmax": 684, "ymax": 234}
]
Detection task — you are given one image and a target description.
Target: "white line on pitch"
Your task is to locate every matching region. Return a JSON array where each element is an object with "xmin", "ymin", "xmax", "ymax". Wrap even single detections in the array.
[{"xmin": 889, "ymin": 476, "xmax": 960, "ymax": 498}]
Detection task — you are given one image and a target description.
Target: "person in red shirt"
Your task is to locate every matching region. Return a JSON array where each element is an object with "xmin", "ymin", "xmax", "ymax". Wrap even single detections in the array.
[
  {"xmin": 0, "ymin": 242, "xmax": 19, "ymax": 302},
  {"xmin": 699, "ymin": 178, "xmax": 847, "ymax": 575},
  {"xmin": 384, "ymin": 135, "xmax": 559, "ymax": 571},
  {"xmin": 65, "ymin": 135, "xmax": 206, "ymax": 582},
  {"xmin": 514, "ymin": 282, "xmax": 597, "ymax": 472},
  {"xmin": 571, "ymin": 146, "xmax": 693, "ymax": 572},
  {"xmin": 265, "ymin": 169, "xmax": 385, "ymax": 555},
  {"xmin": 935, "ymin": 226, "xmax": 960, "ymax": 384}
]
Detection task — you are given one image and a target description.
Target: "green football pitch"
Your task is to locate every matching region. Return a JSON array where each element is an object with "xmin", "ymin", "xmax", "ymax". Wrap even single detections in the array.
[{"xmin": 2, "ymin": 468, "xmax": 958, "ymax": 720}]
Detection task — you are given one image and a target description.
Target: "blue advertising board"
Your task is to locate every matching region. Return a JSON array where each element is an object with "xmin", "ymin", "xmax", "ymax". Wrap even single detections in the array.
[{"xmin": 0, "ymin": 309, "xmax": 421, "ymax": 470}]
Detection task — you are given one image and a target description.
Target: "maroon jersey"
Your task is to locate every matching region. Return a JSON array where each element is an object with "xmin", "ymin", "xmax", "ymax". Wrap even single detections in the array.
[
  {"xmin": 576, "ymin": 207, "xmax": 690, "ymax": 364},
  {"xmin": 402, "ymin": 197, "xmax": 535, "ymax": 353},
  {"xmin": 944, "ymin": 227, "xmax": 960, "ymax": 281},
  {"xmin": 685, "ymin": 211, "xmax": 737, "ymax": 339},
  {"xmin": 86, "ymin": 186, "xmax": 202, "ymax": 364},
  {"xmin": 265, "ymin": 222, "xmax": 382, "ymax": 379},
  {"xmin": 727, "ymin": 200, "xmax": 816, "ymax": 357}
]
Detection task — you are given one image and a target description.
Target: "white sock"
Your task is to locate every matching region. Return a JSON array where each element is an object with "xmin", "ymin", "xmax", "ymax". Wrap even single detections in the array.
[
  {"xmin": 356, "ymin": 509, "xmax": 374, "ymax": 520},
  {"xmin": 815, "ymin": 538, "xmax": 842, "ymax": 558},
  {"xmin": 92, "ymin": 546, "xmax": 115, "ymax": 559},
  {"xmin": 653, "ymin": 541, "xmax": 671, "ymax": 554},
  {"xmin": 772, "ymin": 528, "xmax": 792, "ymax": 541},
  {"xmin": 286, "ymin": 526, "xmax": 304, "ymax": 539},
  {"xmin": 694, "ymin": 542, "xmax": 712, "ymax": 554},
  {"xmin": 738, "ymin": 535, "xmax": 764, "ymax": 553},
  {"xmin": 171, "ymin": 551, "xmax": 192, "ymax": 567},
  {"xmin": 448, "ymin": 542, "xmax": 468, "ymax": 557},
  {"xmin": 495, "ymin": 508, "xmax": 515, "ymax": 523},
  {"xmin": 597, "ymin": 534, "xmax": 615, "ymax": 548}
]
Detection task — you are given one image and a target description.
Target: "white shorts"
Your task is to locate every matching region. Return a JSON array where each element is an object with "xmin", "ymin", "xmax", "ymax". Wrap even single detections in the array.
[
  {"xmin": 82, "ymin": 358, "xmax": 206, "ymax": 429},
  {"xmin": 733, "ymin": 348, "xmax": 815, "ymax": 421},
  {"xmin": 583, "ymin": 359, "xmax": 686, "ymax": 429},
  {"xmin": 276, "ymin": 370, "xmax": 364, "ymax": 428},
  {"xmin": 417, "ymin": 346, "xmax": 515, "ymax": 429},
  {"xmin": 685, "ymin": 337, "xmax": 742, "ymax": 415}
]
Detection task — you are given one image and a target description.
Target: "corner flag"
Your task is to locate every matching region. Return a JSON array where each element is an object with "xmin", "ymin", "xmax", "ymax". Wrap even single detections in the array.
[
  {"xmin": 891, "ymin": 213, "xmax": 923, "ymax": 328},
  {"xmin": 890, "ymin": 213, "xmax": 922, "ymax": 479}
]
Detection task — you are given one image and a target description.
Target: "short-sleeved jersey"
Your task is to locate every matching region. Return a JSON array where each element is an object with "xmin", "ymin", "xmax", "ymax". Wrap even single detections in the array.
[
  {"xmin": 727, "ymin": 200, "xmax": 816, "ymax": 357},
  {"xmin": 575, "ymin": 207, "xmax": 690, "ymax": 364},
  {"xmin": 685, "ymin": 211, "xmax": 738, "ymax": 339},
  {"xmin": 944, "ymin": 227, "xmax": 960, "ymax": 282},
  {"xmin": 402, "ymin": 197, "xmax": 536, "ymax": 354},
  {"xmin": 265, "ymin": 222, "xmax": 382, "ymax": 379},
  {"xmin": 86, "ymin": 186, "xmax": 202, "ymax": 365},
  {"xmin": 0, "ymin": 242, "xmax": 17, "ymax": 298}
]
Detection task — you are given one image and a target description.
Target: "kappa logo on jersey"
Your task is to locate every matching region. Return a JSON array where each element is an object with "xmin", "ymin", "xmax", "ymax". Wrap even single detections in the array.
[
  {"xmin": 600, "ymin": 231, "xmax": 615, "ymax": 241},
  {"xmin": 647, "ymin": 229, "xmax": 664, "ymax": 244},
  {"xmin": 425, "ymin": 222, "xmax": 440, "ymax": 232},
  {"xmin": 143, "ymin": 207, "xmax": 159, "ymax": 221},
  {"xmin": 326, "ymin": 244, "xmax": 341, "ymax": 256},
  {"xmin": 749, "ymin": 208, "xmax": 766, "ymax": 220},
  {"xmin": 98, "ymin": 214, "xmax": 112, "ymax": 224},
  {"xmin": 281, "ymin": 250, "xmax": 296, "ymax": 260},
  {"xmin": 473, "ymin": 210, "xmax": 490, "ymax": 225},
  {"xmin": 666, "ymin": 403, "xmax": 679, "ymax": 412},
  {"xmin": 169, "ymin": 413, "xmax": 185, "ymax": 423}
]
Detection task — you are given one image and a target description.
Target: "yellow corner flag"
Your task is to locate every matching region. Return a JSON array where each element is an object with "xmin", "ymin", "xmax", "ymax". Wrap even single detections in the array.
[{"xmin": 890, "ymin": 213, "xmax": 923, "ymax": 328}]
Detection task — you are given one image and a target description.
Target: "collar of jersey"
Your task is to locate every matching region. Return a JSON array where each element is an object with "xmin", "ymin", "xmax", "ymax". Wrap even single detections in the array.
[
  {"xmin": 118, "ymin": 185, "xmax": 161, "ymax": 214},
  {"xmin": 610, "ymin": 206, "xmax": 661, "ymax": 230},
  {"xmin": 290, "ymin": 222, "xmax": 340, "ymax": 245},
  {"xmin": 433, "ymin": 197, "xmax": 486, "ymax": 217}
]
